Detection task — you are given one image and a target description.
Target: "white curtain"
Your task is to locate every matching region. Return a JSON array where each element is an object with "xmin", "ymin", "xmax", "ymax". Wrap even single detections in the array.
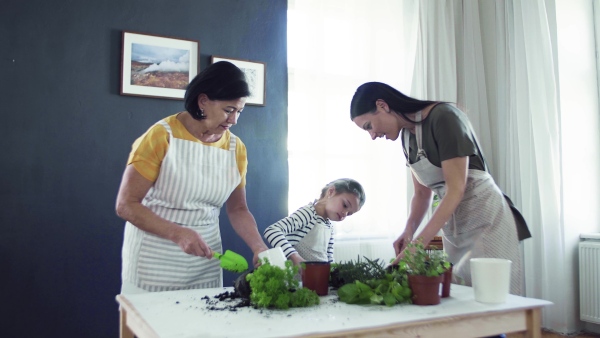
[
  {"xmin": 490, "ymin": 0, "xmax": 566, "ymax": 332},
  {"xmin": 411, "ymin": 0, "xmax": 585, "ymax": 333},
  {"xmin": 287, "ymin": 0, "xmax": 419, "ymax": 241}
]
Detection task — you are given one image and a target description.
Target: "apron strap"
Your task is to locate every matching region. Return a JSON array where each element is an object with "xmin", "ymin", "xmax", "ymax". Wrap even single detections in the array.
[
  {"xmin": 157, "ymin": 120, "xmax": 173, "ymax": 136},
  {"xmin": 228, "ymin": 134, "xmax": 237, "ymax": 151},
  {"xmin": 402, "ymin": 111, "xmax": 428, "ymax": 162},
  {"xmin": 414, "ymin": 111, "xmax": 427, "ymax": 160}
]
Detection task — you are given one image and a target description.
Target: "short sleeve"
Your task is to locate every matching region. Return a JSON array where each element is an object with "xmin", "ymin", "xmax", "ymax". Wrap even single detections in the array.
[
  {"xmin": 430, "ymin": 105, "xmax": 478, "ymax": 163},
  {"xmin": 127, "ymin": 124, "xmax": 169, "ymax": 182}
]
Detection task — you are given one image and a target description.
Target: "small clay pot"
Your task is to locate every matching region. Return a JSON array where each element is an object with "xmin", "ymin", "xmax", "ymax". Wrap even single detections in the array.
[
  {"xmin": 408, "ymin": 274, "xmax": 443, "ymax": 305},
  {"xmin": 302, "ymin": 261, "xmax": 330, "ymax": 296},
  {"xmin": 441, "ymin": 264, "xmax": 453, "ymax": 298}
]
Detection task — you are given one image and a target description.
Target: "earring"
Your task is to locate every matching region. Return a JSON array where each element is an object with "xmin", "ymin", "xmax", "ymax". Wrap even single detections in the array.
[{"xmin": 199, "ymin": 108, "xmax": 205, "ymax": 117}]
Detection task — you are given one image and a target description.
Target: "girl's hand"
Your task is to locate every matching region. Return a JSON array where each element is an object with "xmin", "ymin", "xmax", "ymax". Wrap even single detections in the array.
[
  {"xmin": 289, "ymin": 253, "xmax": 306, "ymax": 275},
  {"xmin": 290, "ymin": 253, "xmax": 305, "ymax": 265}
]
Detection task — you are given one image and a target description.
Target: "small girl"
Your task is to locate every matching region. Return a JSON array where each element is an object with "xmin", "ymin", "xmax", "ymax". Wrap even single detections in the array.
[{"xmin": 263, "ymin": 178, "xmax": 366, "ymax": 266}]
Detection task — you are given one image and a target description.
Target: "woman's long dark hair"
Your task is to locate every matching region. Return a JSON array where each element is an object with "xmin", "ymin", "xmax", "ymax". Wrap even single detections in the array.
[
  {"xmin": 184, "ymin": 61, "xmax": 250, "ymax": 120},
  {"xmin": 350, "ymin": 82, "xmax": 437, "ymax": 123}
]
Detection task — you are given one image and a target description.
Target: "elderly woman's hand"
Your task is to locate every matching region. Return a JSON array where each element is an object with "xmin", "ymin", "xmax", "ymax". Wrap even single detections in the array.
[
  {"xmin": 251, "ymin": 246, "xmax": 270, "ymax": 268},
  {"xmin": 171, "ymin": 226, "xmax": 213, "ymax": 258}
]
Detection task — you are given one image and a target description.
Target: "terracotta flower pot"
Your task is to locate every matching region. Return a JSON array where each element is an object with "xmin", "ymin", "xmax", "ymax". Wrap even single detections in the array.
[
  {"xmin": 302, "ymin": 261, "xmax": 330, "ymax": 296},
  {"xmin": 441, "ymin": 264, "xmax": 453, "ymax": 298},
  {"xmin": 408, "ymin": 274, "xmax": 444, "ymax": 305}
]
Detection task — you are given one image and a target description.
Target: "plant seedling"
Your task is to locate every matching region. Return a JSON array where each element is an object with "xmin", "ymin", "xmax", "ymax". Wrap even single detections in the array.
[
  {"xmin": 334, "ymin": 257, "xmax": 412, "ymax": 306},
  {"xmin": 400, "ymin": 238, "xmax": 451, "ymax": 277}
]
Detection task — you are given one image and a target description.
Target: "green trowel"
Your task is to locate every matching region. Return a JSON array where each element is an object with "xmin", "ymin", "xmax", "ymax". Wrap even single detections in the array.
[{"xmin": 213, "ymin": 250, "xmax": 249, "ymax": 273}]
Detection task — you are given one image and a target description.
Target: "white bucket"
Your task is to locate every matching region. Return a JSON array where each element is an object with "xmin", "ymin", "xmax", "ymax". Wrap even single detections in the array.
[{"xmin": 470, "ymin": 258, "xmax": 512, "ymax": 304}]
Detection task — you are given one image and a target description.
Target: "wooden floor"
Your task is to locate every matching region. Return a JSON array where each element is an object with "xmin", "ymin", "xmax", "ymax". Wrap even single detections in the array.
[{"xmin": 507, "ymin": 330, "xmax": 600, "ymax": 337}]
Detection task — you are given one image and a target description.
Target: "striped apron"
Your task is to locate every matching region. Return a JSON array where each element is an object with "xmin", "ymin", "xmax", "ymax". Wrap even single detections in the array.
[
  {"xmin": 121, "ymin": 120, "xmax": 241, "ymax": 292},
  {"xmin": 403, "ymin": 112, "xmax": 522, "ymax": 295}
]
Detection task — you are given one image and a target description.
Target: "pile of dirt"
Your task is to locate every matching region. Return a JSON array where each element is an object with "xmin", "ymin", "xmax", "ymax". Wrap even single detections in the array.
[
  {"xmin": 201, "ymin": 291, "xmax": 250, "ymax": 311},
  {"xmin": 233, "ymin": 270, "xmax": 252, "ymax": 299},
  {"xmin": 201, "ymin": 271, "xmax": 253, "ymax": 311}
]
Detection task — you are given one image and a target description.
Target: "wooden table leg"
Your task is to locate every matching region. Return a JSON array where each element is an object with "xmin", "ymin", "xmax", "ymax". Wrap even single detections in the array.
[
  {"xmin": 525, "ymin": 308, "xmax": 542, "ymax": 338},
  {"xmin": 120, "ymin": 306, "xmax": 135, "ymax": 338}
]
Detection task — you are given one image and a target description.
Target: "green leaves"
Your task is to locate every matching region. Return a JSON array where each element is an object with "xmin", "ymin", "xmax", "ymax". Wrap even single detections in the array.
[
  {"xmin": 338, "ymin": 281, "xmax": 373, "ymax": 304},
  {"xmin": 246, "ymin": 260, "xmax": 320, "ymax": 310},
  {"xmin": 432, "ymin": 194, "xmax": 440, "ymax": 208},
  {"xmin": 290, "ymin": 288, "xmax": 320, "ymax": 308},
  {"xmin": 330, "ymin": 256, "xmax": 387, "ymax": 289},
  {"xmin": 401, "ymin": 238, "xmax": 451, "ymax": 277},
  {"xmin": 336, "ymin": 264, "xmax": 412, "ymax": 307},
  {"xmin": 332, "ymin": 240, "xmax": 452, "ymax": 308}
]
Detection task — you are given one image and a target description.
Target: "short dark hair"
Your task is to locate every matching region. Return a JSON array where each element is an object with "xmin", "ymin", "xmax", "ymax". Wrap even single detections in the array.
[
  {"xmin": 320, "ymin": 178, "xmax": 366, "ymax": 208},
  {"xmin": 184, "ymin": 61, "xmax": 251, "ymax": 120},
  {"xmin": 350, "ymin": 82, "xmax": 437, "ymax": 123}
]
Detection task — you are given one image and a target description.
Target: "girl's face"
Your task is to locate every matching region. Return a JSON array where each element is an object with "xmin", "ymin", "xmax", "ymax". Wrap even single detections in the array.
[
  {"xmin": 352, "ymin": 100, "xmax": 401, "ymax": 141},
  {"xmin": 323, "ymin": 188, "xmax": 361, "ymax": 222}
]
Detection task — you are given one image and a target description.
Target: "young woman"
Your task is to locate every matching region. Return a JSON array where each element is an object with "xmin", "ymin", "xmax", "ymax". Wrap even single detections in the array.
[{"xmin": 350, "ymin": 82, "xmax": 529, "ymax": 295}]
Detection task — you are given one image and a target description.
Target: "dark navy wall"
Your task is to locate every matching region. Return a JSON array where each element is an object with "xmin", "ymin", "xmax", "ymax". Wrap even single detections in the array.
[{"xmin": 0, "ymin": 1, "xmax": 288, "ymax": 336}]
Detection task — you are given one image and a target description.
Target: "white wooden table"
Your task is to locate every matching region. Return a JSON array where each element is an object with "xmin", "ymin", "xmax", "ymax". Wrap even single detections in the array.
[{"xmin": 116, "ymin": 284, "xmax": 552, "ymax": 338}]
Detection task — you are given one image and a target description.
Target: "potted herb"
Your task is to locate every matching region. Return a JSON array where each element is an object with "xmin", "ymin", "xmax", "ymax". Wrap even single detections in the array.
[
  {"xmin": 400, "ymin": 238, "xmax": 451, "ymax": 305},
  {"xmin": 243, "ymin": 260, "xmax": 320, "ymax": 310},
  {"xmin": 329, "ymin": 256, "xmax": 387, "ymax": 289},
  {"xmin": 333, "ymin": 257, "xmax": 412, "ymax": 306}
]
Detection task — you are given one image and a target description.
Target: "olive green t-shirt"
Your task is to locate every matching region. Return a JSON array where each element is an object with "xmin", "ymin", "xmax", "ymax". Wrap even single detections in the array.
[{"xmin": 402, "ymin": 103, "xmax": 485, "ymax": 170}]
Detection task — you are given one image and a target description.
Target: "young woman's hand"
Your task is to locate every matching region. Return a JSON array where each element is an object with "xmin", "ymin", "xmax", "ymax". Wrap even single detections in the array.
[{"xmin": 393, "ymin": 231, "xmax": 413, "ymax": 257}]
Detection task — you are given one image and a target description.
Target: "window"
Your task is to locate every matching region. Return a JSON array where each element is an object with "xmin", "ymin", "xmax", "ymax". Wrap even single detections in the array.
[{"xmin": 287, "ymin": 0, "xmax": 416, "ymax": 240}]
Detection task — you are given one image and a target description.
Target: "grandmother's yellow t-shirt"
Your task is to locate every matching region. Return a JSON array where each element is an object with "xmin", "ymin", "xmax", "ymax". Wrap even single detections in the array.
[{"xmin": 127, "ymin": 113, "xmax": 248, "ymax": 188}]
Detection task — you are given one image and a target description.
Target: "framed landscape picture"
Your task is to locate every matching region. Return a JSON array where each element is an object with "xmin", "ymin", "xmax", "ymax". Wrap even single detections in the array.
[
  {"xmin": 120, "ymin": 31, "xmax": 199, "ymax": 100},
  {"xmin": 211, "ymin": 55, "xmax": 266, "ymax": 106}
]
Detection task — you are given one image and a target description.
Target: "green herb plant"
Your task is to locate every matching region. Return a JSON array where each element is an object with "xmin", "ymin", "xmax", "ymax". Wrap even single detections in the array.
[
  {"xmin": 246, "ymin": 259, "xmax": 319, "ymax": 310},
  {"xmin": 334, "ymin": 257, "xmax": 412, "ymax": 306},
  {"xmin": 400, "ymin": 238, "xmax": 450, "ymax": 277},
  {"xmin": 329, "ymin": 256, "xmax": 387, "ymax": 289}
]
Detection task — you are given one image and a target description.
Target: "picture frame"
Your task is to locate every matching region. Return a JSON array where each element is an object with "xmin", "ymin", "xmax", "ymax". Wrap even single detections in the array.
[
  {"xmin": 120, "ymin": 31, "xmax": 199, "ymax": 100},
  {"xmin": 211, "ymin": 55, "xmax": 266, "ymax": 106}
]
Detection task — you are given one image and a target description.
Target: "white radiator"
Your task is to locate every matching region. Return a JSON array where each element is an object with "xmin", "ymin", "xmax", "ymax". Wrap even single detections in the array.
[
  {"xmin": 580, "ymin": 235, "xmax": 600, "ymax": 324},
  {"xmin": 333, "ymin": 239, "xmax": 396, "ymax": 264}
]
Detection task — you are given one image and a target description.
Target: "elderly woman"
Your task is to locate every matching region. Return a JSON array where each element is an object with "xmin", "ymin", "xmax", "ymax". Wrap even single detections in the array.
[
  {"xmin": 116, "ymin": 61, "xmax": 268, "ymax": 293},
  {"xmin": 350, "ymin": 82, "xmax": 530, "ymax": 295}
]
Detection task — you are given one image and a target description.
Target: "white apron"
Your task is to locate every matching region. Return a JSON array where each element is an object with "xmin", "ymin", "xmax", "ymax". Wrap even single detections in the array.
[
  {"xmin": 121, "ymin": 120, "xmax": 241, "ymax": 292},
  {"xmin": 403, "ymin": 112, "xmax": 522, "ymax": 295},
  {"xmin": 295, "ymin": 215, "xmax": 332, "ymax": 262}
]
